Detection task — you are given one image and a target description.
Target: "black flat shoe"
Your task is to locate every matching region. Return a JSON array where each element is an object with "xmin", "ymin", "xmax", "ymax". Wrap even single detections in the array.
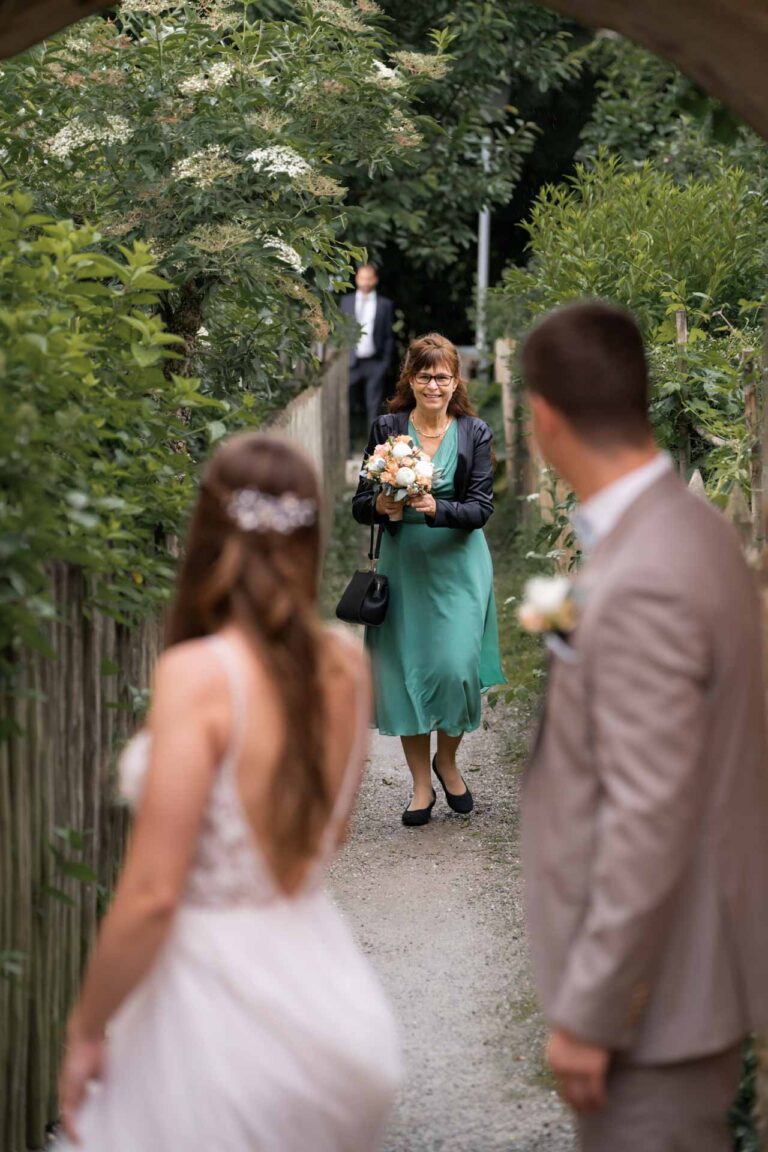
[
  {"xmin": 432, "ymin": 755, "xmax": 474, "ymax": 815},
  {"xmin": 402, "ymin": 790, "xmax": 436, "ymax": 827}
]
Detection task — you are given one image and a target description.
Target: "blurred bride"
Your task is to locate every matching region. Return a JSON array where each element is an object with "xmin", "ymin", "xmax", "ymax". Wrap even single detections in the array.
[{"xmin": 56, "ymin": 433, "xmax": 400, "ymax": 1151}]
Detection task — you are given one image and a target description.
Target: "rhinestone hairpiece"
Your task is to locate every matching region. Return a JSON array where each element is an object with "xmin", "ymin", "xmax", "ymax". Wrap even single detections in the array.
[{"xmin": 227, "ymin": 488, "xmax": 317, "ymax": 534}]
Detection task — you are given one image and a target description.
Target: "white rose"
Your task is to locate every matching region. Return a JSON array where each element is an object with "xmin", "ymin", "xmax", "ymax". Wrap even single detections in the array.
[
  {"xmin": 394, "ymin": 466, "xmax": 416, "ymax": 488},
  {"xmin": 523, "ymin": 576, "xmax": 571, "ymax": 615},
  {"xmin": 392, "ymin": 441, "xmax": 412, "ymax": 460},
  {"xmin": 368, "ymin": 456, "xmax": 387, "ymax": 472},
  {"xmin": 414, "ymin": 460, "xmax": 434, "ymax": 479}
]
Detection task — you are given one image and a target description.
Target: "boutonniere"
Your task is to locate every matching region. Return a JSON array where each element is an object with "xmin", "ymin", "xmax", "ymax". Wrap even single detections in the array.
[{"xmin": 518, "ymin": 576, "xmax": 580, "ymax": 663}]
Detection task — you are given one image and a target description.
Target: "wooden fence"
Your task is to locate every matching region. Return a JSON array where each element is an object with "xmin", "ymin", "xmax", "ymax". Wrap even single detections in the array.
[
  {"xmin": 267, "ymin": 348, "xmax": 349, "ymax": 496},
  {"xmin": 0, "ymin": 568, "xmax": 163, "ymax": 1152},
  {"xmin": 0, "ymin": 355, "xmax": 349, "ymax": 1151}
]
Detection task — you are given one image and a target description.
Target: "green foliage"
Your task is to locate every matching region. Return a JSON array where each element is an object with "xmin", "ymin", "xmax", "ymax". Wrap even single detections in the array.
[
  {"xmin": 730, "ymin": 1040, "xmax": 759, "ymax": 1152},
  {"xmin": 346, "ymin": 1, "xmax": 583, "ymax": 272},
  {"xmin": 0, "ymin": 187, "xmax": 213, "ymax": 657},
  {"xmin": 0, "ymin": 0, "xmax": 436, "ymax": 409},
  {"xmin": 46, "ymin": 827, "xmax": 100, "ymax": 909},
  {"xmin": 0, "ymin": 1, "xmax": 449, "ymax": 661},
  {"xmin": 493, "ymin": 155, "xmax": 767, "ymax": 337},
  {"xmin": 490, "ymin": 155, "xmax": 768, "ymax": 497},
  {"xmin": 578, "ymin": 34, "xmax": 768, "ymax": 183}
]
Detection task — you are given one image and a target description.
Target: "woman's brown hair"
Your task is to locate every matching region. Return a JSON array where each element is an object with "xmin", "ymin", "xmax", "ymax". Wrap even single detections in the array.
[
  {"xmin": 166, "ymin": 432, "xmax": 330, "ymax": 892},
  {"xmin": 389, "ymin": 332, "xmax": 478, "ymax": 417}
]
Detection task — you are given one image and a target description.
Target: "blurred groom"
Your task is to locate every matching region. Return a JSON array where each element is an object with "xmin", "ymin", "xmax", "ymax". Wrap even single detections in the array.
[
  {"xmin": 341, "ymin": 262, "xmax": 394, "ymax": 448},
  {"xmin": 520, "ymin": 300, "xmax": 768, "ymax": 1151}
]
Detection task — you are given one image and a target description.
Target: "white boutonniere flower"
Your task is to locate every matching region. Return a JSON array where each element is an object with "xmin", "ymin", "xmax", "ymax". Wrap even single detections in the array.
[{"xmin": 518, "ymin": 576, "xmax": 577, "ymax": 639}]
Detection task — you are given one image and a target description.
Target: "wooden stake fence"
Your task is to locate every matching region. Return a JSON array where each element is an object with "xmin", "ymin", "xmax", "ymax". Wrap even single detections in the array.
[{"xmin": 0, "ymin": 569, "xmax": 162, "ymax": 1152}]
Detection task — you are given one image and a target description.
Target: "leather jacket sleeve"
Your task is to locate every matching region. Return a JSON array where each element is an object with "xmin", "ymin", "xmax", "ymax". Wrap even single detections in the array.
[
  {"xmin": 352, "ymin": 418, "xmax": 391, "ymax": 527},
  {"xmin": 426, "ymin": 420, "xmax": 494, "ymax": 531}
]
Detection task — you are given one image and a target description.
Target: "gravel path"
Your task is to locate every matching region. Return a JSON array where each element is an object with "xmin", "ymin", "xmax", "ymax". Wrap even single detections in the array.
[{"xmin": 330, "ymin": 699, "xmax": 575, "ymax": 1152}]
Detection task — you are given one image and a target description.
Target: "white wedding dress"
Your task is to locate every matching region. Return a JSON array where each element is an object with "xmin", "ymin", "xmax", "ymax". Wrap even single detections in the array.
[{"xmin": 57, "ymin": 634, "xmax": 401, "ymax": 1152}]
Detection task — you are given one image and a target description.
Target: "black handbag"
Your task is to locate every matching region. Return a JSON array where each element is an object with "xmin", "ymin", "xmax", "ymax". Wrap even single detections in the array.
[{"xmin": 335, "ymin": 517, "xmax": 389, "ymax": 627}]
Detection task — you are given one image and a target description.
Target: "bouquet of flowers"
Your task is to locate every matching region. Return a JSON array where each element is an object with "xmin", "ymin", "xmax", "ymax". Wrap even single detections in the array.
[{"xmin": 361, "ymin": 434, "xmax": 436, "ymax": 521}]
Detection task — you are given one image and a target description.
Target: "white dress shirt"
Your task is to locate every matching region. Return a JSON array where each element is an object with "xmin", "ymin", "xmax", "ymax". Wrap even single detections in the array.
[
  {"xmin": 355, "ymin": 290, "xmax": 377, "ymax": 359},
  {"xmin": 571, "ymin": 453, "xmax": 673, "ymax": 552}
]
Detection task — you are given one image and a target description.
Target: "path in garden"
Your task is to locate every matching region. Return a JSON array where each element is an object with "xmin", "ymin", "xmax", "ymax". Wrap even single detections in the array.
[{"xmin": 330, "ymin": 697, "xmax": 575, "ymax": 1152}]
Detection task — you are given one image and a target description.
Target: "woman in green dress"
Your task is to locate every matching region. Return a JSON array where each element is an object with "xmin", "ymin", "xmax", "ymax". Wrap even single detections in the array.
[{"xmin": 352, "ymin": 333, "xmax": 505, "ymax": 827}]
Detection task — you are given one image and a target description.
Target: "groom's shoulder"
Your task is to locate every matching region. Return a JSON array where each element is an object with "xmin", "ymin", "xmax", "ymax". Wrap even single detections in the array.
[
  {"xmin": 620, "ymin": 476, "xmax": 753, "ymax": 603},
  {"xmin": 651, "ymin": 478, "xmax": 743, "ymax": 557}
]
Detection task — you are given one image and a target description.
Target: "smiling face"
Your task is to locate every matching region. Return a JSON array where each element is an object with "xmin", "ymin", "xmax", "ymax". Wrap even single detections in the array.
[{"xmin": 410, "ymin": 358, "xmax": 456, "ymax": 422}]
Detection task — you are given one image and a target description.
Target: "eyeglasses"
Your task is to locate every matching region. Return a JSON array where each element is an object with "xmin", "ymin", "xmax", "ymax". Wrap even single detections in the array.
[{"xmin": 413, "ymin": 374, "xmax": 454, "ymax": 388}]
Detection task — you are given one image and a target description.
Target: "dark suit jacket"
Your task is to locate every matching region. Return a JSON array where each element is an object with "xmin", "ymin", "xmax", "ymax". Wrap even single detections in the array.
[
  {"xmin": 341, "ymin": 292, "xmax": 394, "ymax": 369},
  {"xmin": 352, "ymin": 411, "xmax": 494, "ymax": 533}
]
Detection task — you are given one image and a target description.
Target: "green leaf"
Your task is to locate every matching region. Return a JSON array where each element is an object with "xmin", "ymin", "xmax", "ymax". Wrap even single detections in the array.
[{"xmin": 130, "ymin": 343, "xmax": 163, "ymax": 367}]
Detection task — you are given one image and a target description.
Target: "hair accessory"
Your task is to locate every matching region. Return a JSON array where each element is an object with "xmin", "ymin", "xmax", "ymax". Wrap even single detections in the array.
[{"xmin": 227, "ymin": 489, "xmax": 317, "ymax": 534}]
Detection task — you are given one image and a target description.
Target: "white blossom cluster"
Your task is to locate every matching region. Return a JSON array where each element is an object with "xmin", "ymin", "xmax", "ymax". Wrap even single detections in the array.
[
  {"xmin": 370, "ymin": 60, "xmax": 402, "ymax": 88},
  {"xmin": 120, "ymin": 0, "xmax": 183, "ymax": 14},
  {"xmin": 179, "ymin": 61, "xmax": 235, "ymax": 95},
  {"xmin": 311, "ymin": 0, "xmax": 366, "ymax": 31},
  {"xmin": 247, "ymin": 146, "xmax": 310, "ymax": 179},
  {"xmin": 262, "ymin": 235, "xmax": 305, "ymax": 274},
  {"xmin": 45, "ymin": 116, "xmax": 133, "ymax": 160},
  {"xmin": 171, "ymin": 145, "xmax": 238, "ymax": 187},
  {"xmin": 63, "ymin": 35, "xmax": 90, "ymax": 53},
  {"xmin": 392, "ymin": 50, "xmax": 449, "ymax": 80}
]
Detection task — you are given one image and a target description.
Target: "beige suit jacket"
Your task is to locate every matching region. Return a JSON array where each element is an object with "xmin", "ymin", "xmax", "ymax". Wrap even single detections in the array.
[{"xmin": 521, "ymin": 470, "xmax": 768, "ymax": 1064}]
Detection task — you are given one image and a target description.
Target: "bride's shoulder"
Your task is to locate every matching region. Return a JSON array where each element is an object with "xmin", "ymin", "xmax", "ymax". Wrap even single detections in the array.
[{"xmin": 152, "ymin": 638, "xmax": 226, "ymax": 706}]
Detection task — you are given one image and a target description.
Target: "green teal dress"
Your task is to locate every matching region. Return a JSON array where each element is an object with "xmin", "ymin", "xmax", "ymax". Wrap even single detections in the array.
[{"xmin": 365, "ymin": 419, "xmax": 505, "ymax": 737}]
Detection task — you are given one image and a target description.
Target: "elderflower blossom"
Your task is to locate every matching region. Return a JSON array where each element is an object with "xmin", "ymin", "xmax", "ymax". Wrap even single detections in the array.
[
  {"xmin": 370, "ymin": 60, "xmax": 402, "ymax": 88},
  {"xmin": 45, "ymin": 116, "xmax": 133, "ymax": 160},
  {"xmin": 188, "ymin": 222, "xmax": 253, "ymax": 253},
  {"xmin": 247, "ymin": 145, "xmax": 310, "ymax": 179},
  {"xmin": 262, "ymin": 235, "xmax": 305, "ymax": 274},
  {"xmin": 171, "ymin": 145, "xmax": 239, "ymax": 188},
  {"xmin": 202, "ymin": 1, "xmax": 237, "ymax": 29},
  {"xmin": 248, "ymin": 109, "xmax": 290, "ymax": 134},
  {"xmin": 62, "ymin": 35, "xmax": 90, "ymax": 54},
  {"xmin": 120, "ymin": 0, "xmax": 184, "ymax": 14},
  {"xmin": 392, "ymin": 50, "xmax": 450, "ymax": 80},
  {"xmin": 310, "ymin": 0, "xmax": 365, "ymax": 33},
  {"xmin": 387, "ymin": 112, "xmax": 423, "ymax": 149},
  {"xmin": 296, "ymin": 170, "xmax": 346, "ymax": 198},
  {"xmin": 179, "ymin": 60, "xmax": 235, "ymax": 95}
]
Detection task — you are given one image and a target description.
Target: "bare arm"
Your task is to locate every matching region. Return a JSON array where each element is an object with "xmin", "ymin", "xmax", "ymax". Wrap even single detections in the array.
[{"xmin": 334, "ymin": 649, "xmax": 373, "ymax": 848}]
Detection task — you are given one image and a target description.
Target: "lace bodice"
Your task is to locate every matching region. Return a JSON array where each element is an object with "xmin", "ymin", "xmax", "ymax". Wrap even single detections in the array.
[{"xmin": 118, "ymin": 634, "xmax": 366, "ymax": 908}]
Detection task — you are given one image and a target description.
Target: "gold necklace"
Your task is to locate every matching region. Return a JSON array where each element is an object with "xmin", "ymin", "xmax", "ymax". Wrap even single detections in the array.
[{"xmin": 412, "ymin": 418, "xmax": 451, "ymax": 439}]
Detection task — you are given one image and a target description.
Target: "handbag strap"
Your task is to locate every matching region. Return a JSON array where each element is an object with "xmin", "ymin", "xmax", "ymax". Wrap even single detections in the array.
[{"xmin": 368, "ymin": 518, "xmax": 384, "ymax": 572}]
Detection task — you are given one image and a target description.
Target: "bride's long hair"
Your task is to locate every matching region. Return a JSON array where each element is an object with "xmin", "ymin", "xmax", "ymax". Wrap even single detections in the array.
[{"xmin": 166, "ymin": 432, "xmax": 331, "ymax": 890}]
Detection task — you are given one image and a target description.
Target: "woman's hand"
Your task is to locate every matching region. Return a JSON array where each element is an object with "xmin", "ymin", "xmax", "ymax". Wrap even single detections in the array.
[
  {"xmin": 406, "ymin": 493, "xmax": 437, "ymax": 517},
  {"xmin": 59, "ymin": 1019, "xmax": 107, "ymax": 1143},
  {"xmin": 375, "ymin": 491, "xmax": 402, "ymax": 518}
]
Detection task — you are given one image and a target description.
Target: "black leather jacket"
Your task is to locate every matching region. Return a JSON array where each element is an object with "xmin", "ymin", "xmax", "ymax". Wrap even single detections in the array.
[{"xmin": 352, "ymin": 412, "xmax": 494, "ymax": 533}]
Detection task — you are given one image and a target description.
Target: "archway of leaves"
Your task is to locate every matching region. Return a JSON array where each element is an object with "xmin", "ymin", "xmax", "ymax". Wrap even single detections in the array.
[{"xmin": 2, "ymin": 3, "xmax": 768, "ymax": 1150}]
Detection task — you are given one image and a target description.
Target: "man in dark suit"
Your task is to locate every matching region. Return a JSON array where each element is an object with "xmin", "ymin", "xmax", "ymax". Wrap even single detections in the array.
[{"xmin": 341, "ymin": 263, "xmax": 394, "ymax": 446}]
